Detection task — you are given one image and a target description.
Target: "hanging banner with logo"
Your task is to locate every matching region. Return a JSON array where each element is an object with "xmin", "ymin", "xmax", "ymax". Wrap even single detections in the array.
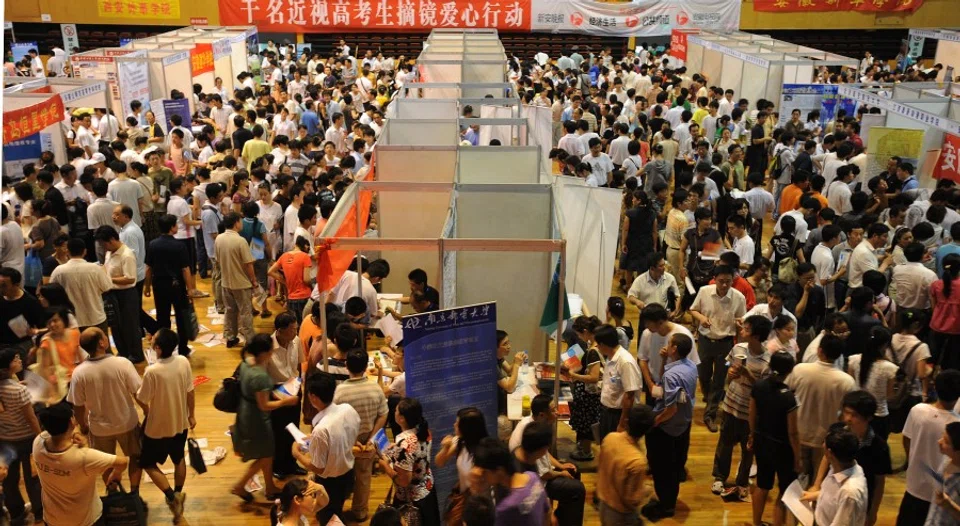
[
  {"xmin": 403, "ymin": 301, "xmax": 498, "ymax": 510},
  {"xmin": 218, "ymin": 0, "xmax": 530, "ymax": 33},
  {"xmin": 753, "ymin": 0, "xmax": 921, "ymax": 12},
  {"xmin": 190, "ymin": 43, "xmax": 215, "ymax": 77},
  {"xmin": 2, "ymin": 95, "xmax": 64, "ymax": 145},
  {"xmin": 531, "ymin": 0, "xmax": 740, "ymax": 36},
  {"xmin": 935, "ymin": 133, "xmax": 960, "ymax": 184}
]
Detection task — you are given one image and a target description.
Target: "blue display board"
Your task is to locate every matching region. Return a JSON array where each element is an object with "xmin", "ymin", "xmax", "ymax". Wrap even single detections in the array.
[
  {"xmin": 3, "ymin": 133, "xmax": 42, "ymax": 178},
  {"xmin": 11, "ymin": 42, "xmax": 36, "ymax": 63},
  {"xmin": 779, "ymin": 84, "xmax": 859, "ymax": 131},
  {"xmin": 403, "ymin": 302, "xmax": 498, "ymax": 507}
]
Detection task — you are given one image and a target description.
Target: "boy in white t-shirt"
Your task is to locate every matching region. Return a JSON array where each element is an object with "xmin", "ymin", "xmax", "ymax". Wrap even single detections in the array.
[{"xmin": 33, "ymin": 400, "xmax": 128, "ymax": 526}]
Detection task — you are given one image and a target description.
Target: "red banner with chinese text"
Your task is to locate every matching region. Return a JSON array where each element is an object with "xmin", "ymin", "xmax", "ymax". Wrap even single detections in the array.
[
  {"xmin": 191, "ymin": 43, "xmax": 215, "ymax": 77},
  {"xmin": 935, "ymin": 134, "xmax": 960, "ymax": 184},
  {"xmin": 315, "ymin": 157, "xmax": 375, "ymax": 292},
  {"xmin": 670, "ymin": 29, "xmax": 688, "ymax": 61},
  {"xmin": 217, "ymin": 0, "xmax": 531, "ymax": 33},
  {"xmin": 2, "ymin": 94, "xmax": 64, "ymax": 146},
  {"xmin": 753, "ymin": 0, "xmax": 921, "ymax": 12}
]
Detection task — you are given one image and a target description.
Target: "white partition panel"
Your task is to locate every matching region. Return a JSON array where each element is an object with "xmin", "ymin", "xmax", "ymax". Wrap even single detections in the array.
[
  {"xmin": 703, "ymin": 49, "xmax": 724, "ymax": 84},
  {"xmin": 766, "ymin": 65, "xmax": 784, "ymax": 105},
  {"xmin": 421, "ymin": 62, "xmax": 462, "ymax": 84},
  {"xmin": 376, "ymin": 147, "xmax": 458, "ymax": 182},
  {"xmin": 720, "ymin": 54, "xmax": 743, "ymax": 95},
  {"xmin": 454, "ymin": 185, "xmax": 553, "ymax": 359},
  {"xmin": 796, "ymin": 65, "xmax": 815, "ymax": 84},
  {"xmin": 393, "ymin": 99, "xmax": 459, "ymax": 119},
  {"xmin": 741, "ymin": 62, "xmax": 767, "ymax": 108},
  {"xmin": 457, "ymin": 148, "xmax": 540, "ymax": 183},
  {"xmin": 463, "ymin": 61, "xmax": 505, "ymax": 84},
  {"xmin": 687, "ymin": 42, "xmax": 704, "ymax": 75},
  {"xmin": 935, "ymin": 41, "xmax": 960, "ymax": 82},
  {"xmin": 378, "ymin": 190, "xmax": 450, "ymax": 296},
  {"xmin": 381, "ymin": 120, "xmax": 459, "ymax": 146}
]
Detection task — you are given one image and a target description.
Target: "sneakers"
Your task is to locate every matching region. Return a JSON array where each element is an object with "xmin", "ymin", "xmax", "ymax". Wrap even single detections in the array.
[
  {"xmin": 711, "ymin": 480, "xmax": 725, "ymax": 494},
  {"xmin": 569, "ymin": 448, "xmax": 594, "ymax": 461},
  {"xmin": 720, "ymin": 486, "xmax": 750, "ymax": 503}
]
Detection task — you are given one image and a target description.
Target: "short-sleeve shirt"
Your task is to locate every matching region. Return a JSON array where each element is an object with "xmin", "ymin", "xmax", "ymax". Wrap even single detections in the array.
[
  {"xmin": 386, "ymin": 430, "xmax": 434, "ymax": 503},
  {"xmin": 829, "ymin": 422, "xmax": 891, "ymax": 508},
  {"xmin": 145, "ymin": 235, "xmax": 190, "ymax": 281},
  {"xmin": 137, "ymin": 355, "xmax": 193, "ymax": 439},
  {"xmin": 751, "ymin": 376, "xmax": 798, "ymax": 444},
  {"xmin": 495, "ymin": 472, "xmax": 550, "ymax": 526},
  {"xmin": 847, "ymin": 355, "xmax": 899, "ymax": 417},
  {"xmin": 33, "ymin": 433, "xmax": 117, "ymax": 526},
  {"xmin": 0, "ymin": 379, "xmax": 35, "ymax": 440},
  {"xmin": 279, "ymin": 251, "xmax": 313, "ymax": 300},
  {"xmin": 601, "ymin": 346, "xmax": 642, "ymax": 409},
  {"xmin": 721, "ymin": 344, "xmax": 771, "ymax": 420},
  {"xmin": 67, "ymin": 355, "xmax": 142, "ymax": 437},
  {"xmin": 654, "ymin": 357, "xmax": 697, "ymax": 437},
  {"xmin": 200, "ymin": 205, "xmax": 222, "ymax": 259},
  {"xmin": 888, "ymin": 334, "xmax": 932, "ymax": 397},
  {"xmin": 167, "ymin": 196, "xmax": 194, "ymax": 239},
  {"xmin": 215, "ymin": 230, "xmax": 255, "ymax": 290}
]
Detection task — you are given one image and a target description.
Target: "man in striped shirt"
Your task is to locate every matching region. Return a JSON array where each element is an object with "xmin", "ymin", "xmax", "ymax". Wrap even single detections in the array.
[
  {"xmin": 332, "ymin": 348, "xmax": 388, "ymax": 523},
  {"xmin": 710, "ymin": 315, "xmax": 773, "ymax": 502}
]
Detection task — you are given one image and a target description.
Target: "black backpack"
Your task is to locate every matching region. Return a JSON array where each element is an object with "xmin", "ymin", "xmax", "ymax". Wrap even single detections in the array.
[{"xmin": 889, "ymin": 342, "xmax": 924, "ymax": 410}]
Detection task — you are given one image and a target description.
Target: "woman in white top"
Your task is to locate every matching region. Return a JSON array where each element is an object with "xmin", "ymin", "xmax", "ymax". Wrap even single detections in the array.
[
  {"xmin": 765, "ymin": 316, "xmax": 799, "ymax": 359},
  {"xmin": 434, "ymin": 407, "xmax": 489, "ymax": 524},
  {"xmin": 270, "ymin": 478, "xmax": 328, "ymax": 526},
  {"xmin": 271, "ymin": 108, "xmax": 297, "ymax": 143},
  {"xmin": 846, "ymin": 326, "xmax": 899, "ymax": 441},
  {"xmin": 714, "ymin": 127, "xmax": 737, "ymax": 164},
  {"xmin": 888, "ymin": 309, "xmax": 933, "ymax": 433}
]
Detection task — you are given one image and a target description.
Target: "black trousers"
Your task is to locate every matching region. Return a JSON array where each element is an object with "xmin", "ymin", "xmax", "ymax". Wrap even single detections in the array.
[
  {"xmin": 896, "ymin": 491, "xmax": 930, "ymax": 526},
  {"xmin": 545, "ymin": 470, "xmax": 585, "ymax": 526},
  {"xmin": 105, "ymin": 287, "xmax": 145, "ymax": 363},
  {"xmin": 196, "ymin": 233, "xmax": 209, "ymax": 277},
  {"xmin": 599, "ymin": 406, "xmax": 622, "ymax": 444},
  {"xmin": 646, "ymin": 424, "xmax": 691, "ymax": 511},
  {"xmin": 136, "ymin": 280, "xmax": 159, "ymax": 336},
  {"xmin": 315, "ymin": 469, "xmax": 355, "ymax": 525},
  {"xmin": 2, "ymin": 436, "xmax": 42, "ymax": 523},
  {"xmin": 270, "ymin": 394, "xmax": 301, "ymax": 474},
  {"xmin": 153, "ymin": 278, "xmax": 191, "ymax": 356}
]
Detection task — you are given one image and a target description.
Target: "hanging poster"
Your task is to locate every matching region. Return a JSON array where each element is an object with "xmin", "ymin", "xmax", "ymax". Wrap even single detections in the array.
[
  {"xmin": 2, "ymin": 95, "xmax": 64, "ymax": 145},
  {"xmin": 530, "ymin": 0, "xmax": 741, "ymax": 37},
  {"xmin": 403, "ymin": 302, "xmax": 498, "ymax": 509},
  {"xmin": 2, "ymin": 133, "xmax": 42, "ymax": 176},
  {"xmin": 753, "ymin": 0, "xmax": 921, "ymax": 12},
  {"xmin": 866, "ymin": 127, "xmax": 926, "ymax": 178},
  {"xmin": 118, "ymin": 60, "xmax": 151, "ymax": 123},
  {"xmin": 779, "ymin": 84, "xmax": 858, "ymax": 131},
  {"xmin": 934, "ymin": 133, "xmax": 960, "ymax": 184}
]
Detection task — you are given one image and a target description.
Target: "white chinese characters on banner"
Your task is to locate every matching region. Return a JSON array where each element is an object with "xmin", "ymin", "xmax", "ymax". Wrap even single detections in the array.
[{"xmin": 230, "ymin": 0, "xmax": 526, "ymax": 30}]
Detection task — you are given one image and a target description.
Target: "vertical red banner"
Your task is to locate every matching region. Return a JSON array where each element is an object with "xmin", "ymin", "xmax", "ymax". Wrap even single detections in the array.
[
  {"xmin": 670, "ymin": 29, "xmax": 688, "ymax": 62},
  {"xmin": 935, "ymin": 133, "xmax": 960, "ymax": 184}
]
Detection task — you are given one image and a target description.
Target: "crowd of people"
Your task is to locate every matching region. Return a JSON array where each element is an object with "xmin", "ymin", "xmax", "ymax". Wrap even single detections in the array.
[{"xmin": 0, "ymin": 34, "xmax": 959, "ymax": 526}]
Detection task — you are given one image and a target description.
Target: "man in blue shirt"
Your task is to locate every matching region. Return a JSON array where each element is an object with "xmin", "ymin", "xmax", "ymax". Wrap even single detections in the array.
[
  {"xmin": 300, "ymin": 101, "xmax": 320, "ymax": 136},
  {"xmin": 898, "ymin": 162, "xmax": 919, "ymax": 192},
  {"xmin": 643, "ymin": 332, "xmax": 698, "ymax": 521},
  {"xmin": 937, "ymin": 223, "xmax": 960, "ymax": 277}
]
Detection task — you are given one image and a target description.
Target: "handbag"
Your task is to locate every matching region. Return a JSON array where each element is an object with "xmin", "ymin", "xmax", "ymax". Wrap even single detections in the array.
[
  {"xmin": 187, "ymin": 434, "xmax": 207, "ymax": 474},
  {"xmin": 377, "ymin": 483, "xmax": 422, "ymax": 526},
  {"xmin": 100, "ymin": 483, "xmax": 147, "ymax": 525},
  {"xmin": 213, "ymin": 363, "xmax": 244, "ymax": 413}
]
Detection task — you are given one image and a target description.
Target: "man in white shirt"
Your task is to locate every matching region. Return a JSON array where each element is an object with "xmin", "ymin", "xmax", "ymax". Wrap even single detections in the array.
[
  {"xmin": 744, "ymin": 172, "xmax": 775, "ymax": 223},
  {"xmin": 167, "ymin": 178, "xmax": 203, "ymax": 297},
  {"xmin": 325, "ymin": 113, "xmax": 348, "ymax": 155},
  {"xmin": 848, "ymin": 223, "xmax": 893, "ymax": 289},
  {"xmin": 627, "ymin": 254, "xmax": 680, "ymax": 313},
  {"xmin": 268, "ymin": 313, "xmax": 306, "ymax": 479},
  {"xmin": 597, "ymin": 325, "xmax": 642, "ymax": 441},
  {"xmin": 136, "ymin": 328, "xmax": 195, "ymax": 522},
  {"xmin": 821, "ymin": 142, "xmax": 853, "ymax": 187},
  {"xmin": 718, "ymin": 89, "xmax": 736, "ymax": 117},
  {"xmin": 689, "ymin": 265, "xmax": 747, "ymax": 431},
  {"xmin": 812, "ymin": 224, "xmax": 846, "ymax": 309},
  {"xmin": 324, "ymin": 259, "xmax": 390, "ymax": 321},
  {"xmin": 293, "ymin": 372, "xmax": 362, "ymax": 525},
  {"xmin": 107, "ymin": 160, "xmax": 146, "ymax": 226},
  {"xmin": 897, "ymin": 370, "xmax": 960, "ymax": 522},
  {"xmin": 76, "ymin": 112, "xmax": 98, "ymax": 157},
  {"xmin": 608, "ymin": 123, "xmax": 631, "ymax": 167},
  {"xmin": 96, "ymin": 108, "xmax": 120, "ymax": 143},
  {"xmin": 725, "ymin": 215, "xmax": 755, "ymax": 270},
  {"xmin": 0, "ymin": 206, "xmax": 24, "ymax": 275},
  {"xmin": 95, "ymin": 226, "xmax": 144, "ymax": 367},
  {"xmin": 33, "ymin": 400, "xmax": 128, "ymax": 526},
  {"xmin": 826, "ymin": 165, "xmax": 856, "ymax": 214},
  {"xmin": 891, "ymin": 242, "xmax": 938, "ymax": 309},
  {"xmin": 774, "ymin": 197, "xmax": 816, "ymax": 243},
  {"xmin": 637, "ymin": 304, "xmax": 701, "ymax": 395},
  {"xmin": 584, "ymin": 138, "xmax": 614, "ymax": 187},
  {"xmin": 803, "ymin": 426, "xmax": 869, "ymax": 526},
  {"xmin": 785, "ymin": 334, "xmax": 856, "ymax": 481},
  {"xmin": 50, "ymin": 239, "xmax": 113, "ymax": 330},
  {"xmin": 68, "ymin": 328, "xmax": 145, "ymax": 493}
]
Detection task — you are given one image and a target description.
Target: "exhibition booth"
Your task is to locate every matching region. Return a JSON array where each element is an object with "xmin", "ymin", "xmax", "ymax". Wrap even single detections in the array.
[{"xmin": 684, "ymin": 31, "xmax": 858, "ymax": 108}]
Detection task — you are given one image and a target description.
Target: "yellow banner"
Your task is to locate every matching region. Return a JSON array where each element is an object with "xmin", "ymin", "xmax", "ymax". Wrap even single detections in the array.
[
  {"xmin": 866, "ymin": 127, "xmax": 926, "ymax": 176},
  {"xmin": 97, "ymin": 0, "xmax": 180, "ymax": 19}
]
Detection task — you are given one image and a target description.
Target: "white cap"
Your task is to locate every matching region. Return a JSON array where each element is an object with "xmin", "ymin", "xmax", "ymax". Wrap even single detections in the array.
[{"xmin": 90, "ymin": 152, "xmax": 106, "ymax": 163}]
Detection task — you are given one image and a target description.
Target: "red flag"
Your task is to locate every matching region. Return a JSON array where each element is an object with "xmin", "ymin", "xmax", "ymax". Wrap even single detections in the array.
[{"xmin": 935, "ymin": 134, "xmax": 960, "ymax": 184}]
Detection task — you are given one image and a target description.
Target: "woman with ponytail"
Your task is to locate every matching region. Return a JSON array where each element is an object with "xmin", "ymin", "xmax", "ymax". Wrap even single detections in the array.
[
  {"xmin": 846, "ymin": 326, "xmax": 898, "ymax": 440},
  {"xmin": 931, "ymin": 254, "xmax": 960, "ymax": 370},
  {"xmin": 270, "ymin": 479, "xmax": 328, "ymax": 526},
  {"xmin": 379, "ymin": 397, "xmax": 442, "ymax": 526}
]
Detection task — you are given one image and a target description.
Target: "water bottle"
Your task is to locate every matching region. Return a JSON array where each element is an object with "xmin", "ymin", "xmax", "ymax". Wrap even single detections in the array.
[{"xmin": 522, "ymin": 352, "xmax": 530, "ymax": 374}]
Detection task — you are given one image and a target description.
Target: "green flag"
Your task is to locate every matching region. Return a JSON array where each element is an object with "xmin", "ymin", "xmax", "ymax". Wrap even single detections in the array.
[{"xmin": 539, "ymin": 258, "xmax": 570, "ymax": 334}]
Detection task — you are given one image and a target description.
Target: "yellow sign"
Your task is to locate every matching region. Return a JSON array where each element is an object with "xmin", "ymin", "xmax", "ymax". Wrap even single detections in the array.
[
  {"xmin": 866, "ymin": 127, "xmax": 926, "ymax": 176},
  {"xmin": 97, "ymin": 0, "xmax": 181, "ymax": 19}
]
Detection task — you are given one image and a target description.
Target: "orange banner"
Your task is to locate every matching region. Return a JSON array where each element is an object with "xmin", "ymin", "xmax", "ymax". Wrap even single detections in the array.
[
  {"xmin": 2, "ymin": 94, "xmax": 64, "ymax": 145},
  {"xmin": 316, "ymin": 158, "xmax": 375, "ymax": 292},
  {"xmin": 190, "ymin": 43, "xmax": 214, "ymax": 77},
  {"xmin": 753, "ymin": 0, "xmax": 921, "ymax": 11}
]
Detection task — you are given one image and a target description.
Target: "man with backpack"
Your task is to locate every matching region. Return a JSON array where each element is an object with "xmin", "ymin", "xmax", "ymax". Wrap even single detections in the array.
[
  {"xmin": 200, "ymin": 183, "xmax": 225, "ymax": 314},
  {"xmin": 771, "ymin": 132, "xmax": 797, "ymax": 219}
]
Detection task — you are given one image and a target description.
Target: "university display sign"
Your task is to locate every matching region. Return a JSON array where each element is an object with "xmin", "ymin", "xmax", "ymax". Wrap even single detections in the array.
[{"xmin": 218, "ymin": 0, "xmax": 531, "ymax": 33}]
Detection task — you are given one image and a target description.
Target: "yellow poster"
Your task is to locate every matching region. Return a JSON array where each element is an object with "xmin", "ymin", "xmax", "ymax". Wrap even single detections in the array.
[
  {"xmin": 866, "ymin": 126, "xmax": 925, "ymax": 177},
  {"xmin": 96, "ymin": 0, "xmax": 180, "ymax": 19}
]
